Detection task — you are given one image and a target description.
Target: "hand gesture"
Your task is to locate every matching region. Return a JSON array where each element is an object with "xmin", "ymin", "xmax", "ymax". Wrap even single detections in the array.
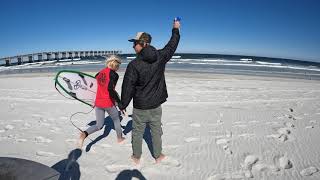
[{"xmin": 173, "ymin": 20, "xmax": 181, "ymax": 29}]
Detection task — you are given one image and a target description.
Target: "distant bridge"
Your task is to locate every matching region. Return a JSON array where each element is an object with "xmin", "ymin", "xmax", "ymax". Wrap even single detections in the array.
[{"xmin": 0, "ymin": 50, "xmax": 122, "ymax": 66}]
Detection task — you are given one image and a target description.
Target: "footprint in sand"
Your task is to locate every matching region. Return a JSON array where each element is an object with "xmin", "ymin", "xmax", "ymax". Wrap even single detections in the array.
[
  {"xmin": 215, "ymin": 138, "xmax": 230, "ymax": 145},
  {"xmin": 15, "ymin": 138, "xmax": 27, "ymax": 142},
  {"xmin": 158, "ymin": 156, "xmax": 181, "ymax": 167},
  {"xmin": 251, "ymin": 163, "xmax": 271, "ymax": 172},
  {"xmin": 35, "ymin": 136, "xmax": 52, "ymax": 143},
  {"xmin": 300, "ymin": 166, "xmax": 319, "ymax": 176},
  {"xmin": 36, "ymin": 151, "xmax": 57, "ymax": 157},
  {"xmin": 242, "ymin": 155, "xmax": 259, "ymax": 178},
  {"xmin": 278, "ymin": 156, "xmax": 293, "ymax": 169},
  {"xmin": 284, "ymin": 122, "xmax": 295, "ymax": 128},
  {"xmin": 184, "ymin": 137, "xmax": 199, "ymax": 143},
  {"xmin": 243, "ymin": 155, "xmax": 259, "ymax": 170},
  {"xmin": 7, "ymin": 134, "xmax": 16, "ymax": 139},
  {"xmin": 105, "ymin": 164, "xmax": 131, "ymax": 173},
  {"xmin": 225, "ymin": 131, "xmax": 232, "ymax": 138},
  {"xmin": 5, "ymin": 125, "xmax": 14, "ymax": 130},
  {"xmin": 223, "ymin": 145, "xmax": 232, "ymax": 155},
  {"xmin": 189, "ymin": 123, "xmax": 201, "ymax": 127},
  {"xmin": 24, "ymin": 123, "xmax": 32, "ymax": 128},
  {"xmin": 267, "ymin": 127, "xmax": 293, "ymax": 142},
  {"xmin": 266, "ymin": 134, "xmax": 288, "ymax": 142},
  {"xmin": 277, "ymin": 128, "xmax": 291, "ymax": 135},
  {"xmin": 286, "ymin": 114, "xmax": 297, "ymax": 120},
  {"xmin": 273, "ymin": 155, "xmax": 293, "ymax": 170},
  {"xmin": 305, "ymin": 126, "xmax": 314, "ymax": 129}
]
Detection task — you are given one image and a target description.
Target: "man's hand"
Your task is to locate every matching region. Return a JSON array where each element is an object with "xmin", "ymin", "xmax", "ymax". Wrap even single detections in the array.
[
  {"xmin": 121, "ymin": 109, "xmax": 127, "ymax": 116},
  {"xmin": 173, "ymin": 20, "xmax": 180, "ymax": 29}
]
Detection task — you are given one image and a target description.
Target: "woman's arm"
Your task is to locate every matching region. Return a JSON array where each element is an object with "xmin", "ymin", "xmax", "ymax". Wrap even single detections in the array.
[{"xmin": 108, "ymin": 70, "xmax": 121, "ymax": 104}]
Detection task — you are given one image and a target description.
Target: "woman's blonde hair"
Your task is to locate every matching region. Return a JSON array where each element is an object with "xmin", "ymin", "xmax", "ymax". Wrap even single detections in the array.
[{"xmin": 106, "ymin": 55, "xmax": 121, "ymax": 70}]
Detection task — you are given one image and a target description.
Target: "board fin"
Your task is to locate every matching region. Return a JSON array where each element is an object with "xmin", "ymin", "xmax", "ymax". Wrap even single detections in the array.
[
  {"xmin": 63, "ymin": 77, "xmax": 73, "ymax": 90},
  {"xmin": 78, "ymin": 73, "xmax": 87, "ymax": 85},
  {"xmin": 69, "ymin": 92, "xmax": 77, "ymax": 98}
]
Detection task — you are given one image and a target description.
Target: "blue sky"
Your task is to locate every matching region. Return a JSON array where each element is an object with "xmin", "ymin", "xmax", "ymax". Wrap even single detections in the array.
[{"xmin": 0, "ymin": 0, "xmax": 319, "ymax": 62}]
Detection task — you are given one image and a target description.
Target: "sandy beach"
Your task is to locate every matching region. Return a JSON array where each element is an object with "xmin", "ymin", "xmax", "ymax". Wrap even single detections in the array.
[{"xmin": 1, "ymin": 70, "xmax": 320, "ymax": 180}]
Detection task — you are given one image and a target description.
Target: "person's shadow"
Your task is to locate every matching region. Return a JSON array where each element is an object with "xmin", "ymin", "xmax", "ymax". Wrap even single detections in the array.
[
  {"xmin": 122, "ymin": 118, "xmax": 155, "ymax": 158},
  {"xmin": 115, "ymin": 169, "xmax": 147, "ymax": 180},
  {"xmin": 85, "ymin": 113, "xmax": 155, "ymax": 158},
  {"xmin": 85, "ymin": 115, "xmax": 115, "ymax": 152},
  {"xmin": 51, "ymin": 148, "xmax": 82, "ymax": 180}
]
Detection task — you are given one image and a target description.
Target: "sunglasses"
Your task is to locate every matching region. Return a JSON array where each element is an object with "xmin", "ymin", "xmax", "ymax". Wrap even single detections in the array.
[{"xmin": 133, "ymin": 41, "xmax": 139, "ymax": 47}]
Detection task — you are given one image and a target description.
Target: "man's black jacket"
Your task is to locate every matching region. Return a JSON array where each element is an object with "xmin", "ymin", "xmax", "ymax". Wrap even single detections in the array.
[{"xmin": 120, "ymin": 28, "xmax": 180, "ymax": 110}]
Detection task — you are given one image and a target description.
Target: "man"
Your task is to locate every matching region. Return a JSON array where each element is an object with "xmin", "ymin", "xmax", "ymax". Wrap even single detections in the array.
[{"xmin": 119, "ymin": 19, "xmax": 180, "ymax": 165}]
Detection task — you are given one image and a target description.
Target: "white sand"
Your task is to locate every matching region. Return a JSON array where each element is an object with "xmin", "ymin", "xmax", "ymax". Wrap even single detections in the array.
[{"xmin": 1, "ymin": 70, "xmax": 320, "ymax": 180}]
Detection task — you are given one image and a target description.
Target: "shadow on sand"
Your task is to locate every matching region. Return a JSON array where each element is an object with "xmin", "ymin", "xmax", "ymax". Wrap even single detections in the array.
[
  {"xmin": 122, "ymin": 118, "xmax": 155, "ymax": 158},
  {"xmin": 115, "ymin": 169, "xmax": 147, "ymax": 180},
  {"xmin": 85, "ymin": 115, "xmax": 115, "ymax": 152},
  {"xmin": 51, "ymin": 148, "xmax": 82, "ymax": 180},
  {"xmin": 84, "ymin": 113, "xmax": 154, "ymax": 159}
]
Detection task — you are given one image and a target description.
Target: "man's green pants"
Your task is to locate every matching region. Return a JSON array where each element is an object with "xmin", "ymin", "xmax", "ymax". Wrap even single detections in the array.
[{"xmin": 132, "ymin": 105, "xmax": 163, "ymax": 159}]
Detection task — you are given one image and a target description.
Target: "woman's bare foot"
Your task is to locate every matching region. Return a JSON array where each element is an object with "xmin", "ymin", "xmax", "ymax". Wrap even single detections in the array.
[
  {"xmin": 78, "ymin": 132, "xmax": 86, "ymax": 148},
  {"xmin": 155, "ymin": 154, "xmax": 166, "ymax": 164},
  {"xmin": 117, "ymin": 137, "xmax": 125, "ymax": 144},
  {"xmin": 131, "ymin": 155, "xmax": 140, "ymax": 165}
]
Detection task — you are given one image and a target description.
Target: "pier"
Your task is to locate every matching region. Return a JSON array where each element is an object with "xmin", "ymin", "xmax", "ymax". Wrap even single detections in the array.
[{"xmin": 0, "ymin": 50, "xmax": 121, "ymax": 66}]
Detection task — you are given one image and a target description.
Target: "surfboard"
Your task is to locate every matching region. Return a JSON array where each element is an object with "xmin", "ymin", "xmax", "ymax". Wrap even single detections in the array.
[{"xmin": 55, "ymin": 70, "xmax": 97, "ymax": 107}]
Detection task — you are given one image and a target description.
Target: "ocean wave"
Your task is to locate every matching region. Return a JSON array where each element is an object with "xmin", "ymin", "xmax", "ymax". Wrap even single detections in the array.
[
  {"xmin": 170, "ymin": 58, "xmax": 246, "ymax": 63},
  {"xmin": 55, "ymin": 60, "xmax": 101, "ymax": 66},
  {"xmin": 0, "ymin": 60, "xmax": 102, "ymax": 72},
  {"xmin": 240, "ymin": 58, "xmax": 253, "ymax": 62},
  {"xmin": 168, "ymin": 61, "xmax": 320, "ymax": 72},
  {"xmin": 256, "ymin": 61, "xmax": 282, "ymax": 66}
]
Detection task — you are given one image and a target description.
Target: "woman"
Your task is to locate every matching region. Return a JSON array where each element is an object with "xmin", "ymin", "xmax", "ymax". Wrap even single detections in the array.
[{"xmin": 78, "ymin": 55, "xmax": 125, "ymax": 148}]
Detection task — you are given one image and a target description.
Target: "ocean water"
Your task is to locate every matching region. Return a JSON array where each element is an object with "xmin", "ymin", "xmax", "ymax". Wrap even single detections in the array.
[{"xmin": 1, "ymin": 54, "xmax": 320, "ymax": 80}]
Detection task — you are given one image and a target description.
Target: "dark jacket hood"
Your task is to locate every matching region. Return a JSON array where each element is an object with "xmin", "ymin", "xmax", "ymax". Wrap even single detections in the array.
[{"xmin": 139, "ymin": 46, "xmax": 158, "ymax": 64}]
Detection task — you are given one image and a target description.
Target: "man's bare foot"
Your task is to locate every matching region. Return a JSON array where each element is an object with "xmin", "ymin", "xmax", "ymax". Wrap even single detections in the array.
[
  {"xmin": 117, "ymin": 137, "xmax": 125, "ymax": 144},
  {"xmin": 155, "ymin": 154, "xmax": 166, "ymax": 164},
  {"xmin": 78, "ymin": 132, "xmax": 86, "ymax": 148},
  {"xmin": 131, "ymin": 155, "xmax": 140, "ymax": 165}
]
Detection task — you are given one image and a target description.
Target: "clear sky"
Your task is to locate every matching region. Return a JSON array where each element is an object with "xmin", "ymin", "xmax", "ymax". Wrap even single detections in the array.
[{"xmin": 0, "ymin": 0, "xmax": 319, "ymax": 62}]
